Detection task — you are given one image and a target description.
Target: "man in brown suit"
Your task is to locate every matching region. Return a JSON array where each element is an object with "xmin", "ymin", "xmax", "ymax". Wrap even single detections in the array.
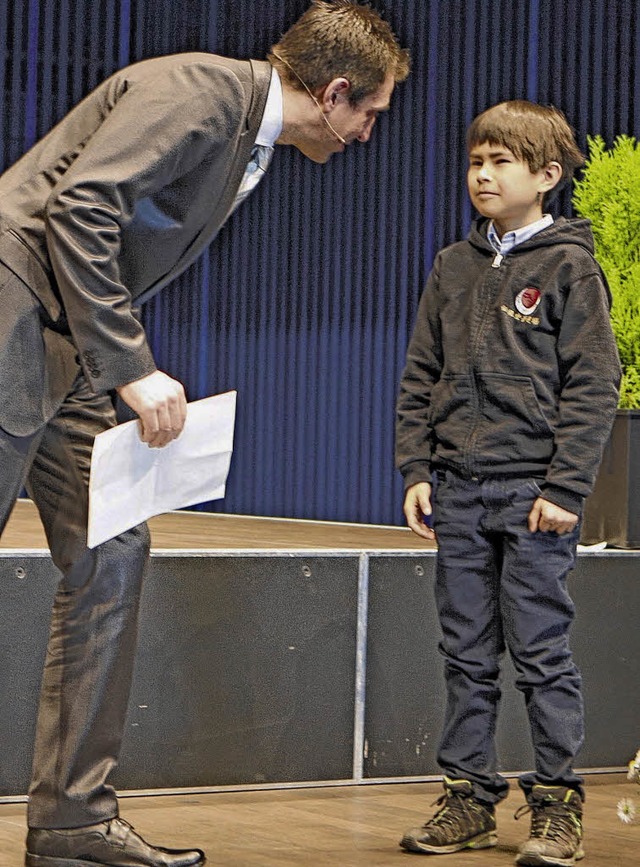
[{"xmin": 0, "ymin": 3, "xmax": 409, "ymax": 865}]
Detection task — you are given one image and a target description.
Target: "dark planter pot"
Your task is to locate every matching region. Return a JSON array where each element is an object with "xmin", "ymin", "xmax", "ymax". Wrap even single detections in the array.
[{"xmin": 580, "ymin": 409, "xmax": 640, "ymax": 548}]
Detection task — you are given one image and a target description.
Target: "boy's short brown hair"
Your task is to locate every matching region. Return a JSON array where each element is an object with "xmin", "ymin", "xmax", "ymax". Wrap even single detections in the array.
[
  {"xmin": 268, "ymin": 0, "xmax": 410, "ymax": 106},
  {"xmin": 467, "ymin": 100, "xmax": 585, "ymax": 197}
]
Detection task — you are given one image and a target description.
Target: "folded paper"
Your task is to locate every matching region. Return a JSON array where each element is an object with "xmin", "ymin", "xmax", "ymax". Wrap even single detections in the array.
[{"xmin": 88, "ymin": 391, "xmax": 236, "ymax": 548}]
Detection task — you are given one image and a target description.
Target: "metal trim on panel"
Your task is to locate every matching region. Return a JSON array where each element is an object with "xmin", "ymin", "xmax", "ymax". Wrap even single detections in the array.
[{"xmin": 352, "ymin": 554, "xmax": 369, "ymax": 783}]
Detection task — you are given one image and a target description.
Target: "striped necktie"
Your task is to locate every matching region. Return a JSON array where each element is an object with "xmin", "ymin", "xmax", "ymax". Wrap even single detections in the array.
[{"xmin": 231, "ymin": 144, "xmax": 274, "ymax": 213}]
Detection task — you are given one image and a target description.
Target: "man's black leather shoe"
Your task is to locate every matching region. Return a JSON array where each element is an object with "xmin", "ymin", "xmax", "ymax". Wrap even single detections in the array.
[{"xmin": 25, "ymin": 817, "xmax": 206, "ymax": 867}]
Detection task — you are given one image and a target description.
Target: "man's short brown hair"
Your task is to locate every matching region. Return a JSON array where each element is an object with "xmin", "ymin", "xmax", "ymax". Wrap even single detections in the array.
[
  {"xmin": 467, "ymin": 100, "xmax": 585, "ymax": 196},
  {"xmin": 268, "ymin": 1, "xmax": 410, "ymax": 105}
]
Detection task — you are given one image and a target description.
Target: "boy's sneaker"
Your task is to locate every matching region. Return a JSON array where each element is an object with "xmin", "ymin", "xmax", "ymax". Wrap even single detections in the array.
[
  {"xmin": 400, "ymin": 777, "xmax": 498, "ymax": 854},
  {"xmin": 515, "ymin": 785, "xmax": 585, "ymax": 866}
]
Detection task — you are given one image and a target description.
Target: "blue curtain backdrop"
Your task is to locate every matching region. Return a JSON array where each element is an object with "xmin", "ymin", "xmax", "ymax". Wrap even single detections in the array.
[{"xmin": 1, "ymin": 1, "xmax": 639, "ymax": 524}]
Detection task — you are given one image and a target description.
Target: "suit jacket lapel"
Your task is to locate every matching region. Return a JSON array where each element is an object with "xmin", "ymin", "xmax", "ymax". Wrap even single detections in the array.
[{"xmin": 135, "ymin": 59, "xmax": 273, "ymax": 306}]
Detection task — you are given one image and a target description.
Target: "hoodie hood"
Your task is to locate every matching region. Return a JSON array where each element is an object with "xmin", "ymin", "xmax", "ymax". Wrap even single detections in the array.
[{"xmin": 468, "ymin": 215, "xmax": 596, "ymax": 257}]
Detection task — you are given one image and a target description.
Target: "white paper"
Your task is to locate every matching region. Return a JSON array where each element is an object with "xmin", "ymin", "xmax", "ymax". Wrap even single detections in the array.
[{"xmin": 87, "ymin": 391, "xmax": 237, "ymax": 549}]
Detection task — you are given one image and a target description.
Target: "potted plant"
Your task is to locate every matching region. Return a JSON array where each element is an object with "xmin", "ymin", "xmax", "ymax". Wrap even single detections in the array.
[{"xmin": 572, "ymin": 135, "xmax": 640, "ymax": 547}]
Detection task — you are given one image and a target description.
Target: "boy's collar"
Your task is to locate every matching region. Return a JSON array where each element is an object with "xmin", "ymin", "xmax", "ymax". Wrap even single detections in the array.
[{"xmin": 487, "ymin": 213, "xmax": 554, "ymax": 253}]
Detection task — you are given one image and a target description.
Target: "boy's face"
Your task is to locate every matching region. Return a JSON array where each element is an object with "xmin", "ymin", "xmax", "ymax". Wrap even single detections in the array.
[{"xmin": 467, "ymin": 142, "xmax": 560, "ymax": 236}]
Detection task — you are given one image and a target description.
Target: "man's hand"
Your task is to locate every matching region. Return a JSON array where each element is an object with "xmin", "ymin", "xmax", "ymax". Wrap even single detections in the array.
[
  {"xmin": 116, "ymin": 371, "xmax": 187, "ymax": 448},
  {"xmin": 403, "ymin": 481, "xmax": 435, "ymax": 540},
  {"xmin": 528, "ymin": 496, "xmax": 578, "ymax": 535}
]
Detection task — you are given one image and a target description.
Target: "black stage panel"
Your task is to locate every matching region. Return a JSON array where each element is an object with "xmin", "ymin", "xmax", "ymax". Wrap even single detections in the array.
[
  {"xmin": 1, "ymin": 553, "xmax": 361, "ymax": 796},
  {"xmin": 364, "ymin": 552, "xmax": 640, "ymax": 779},
  {"xmin": 115, "ymin": 554, "xmax": 361, "ymax": 789},
  {"xmin": 1, "ymin": 548, "xmax": 639, "ymax": 797},
  {"xmin": 0, "ymin": 555, "xmax": 55, "ymax": 795}
]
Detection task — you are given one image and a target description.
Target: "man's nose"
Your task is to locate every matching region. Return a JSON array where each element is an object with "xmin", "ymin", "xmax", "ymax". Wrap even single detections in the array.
[{"xmin": 358, "ymin": 118, "xmax": 375, "ymax": 143}]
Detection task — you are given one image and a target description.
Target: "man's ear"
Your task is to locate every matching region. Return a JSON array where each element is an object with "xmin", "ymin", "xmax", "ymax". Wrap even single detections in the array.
[
  {"xmin": 540, "ymin": 160, "xmax": 563, "ymax": 193},
  {"xmin": 319, "ymin": 77, "xmax": 351, "ymax": 110}
]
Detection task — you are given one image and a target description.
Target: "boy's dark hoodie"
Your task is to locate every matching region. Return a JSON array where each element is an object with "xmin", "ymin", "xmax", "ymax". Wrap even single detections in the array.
[{"xmin": 396, "ymin": 216, "xmax": 621, "ymax": 516}]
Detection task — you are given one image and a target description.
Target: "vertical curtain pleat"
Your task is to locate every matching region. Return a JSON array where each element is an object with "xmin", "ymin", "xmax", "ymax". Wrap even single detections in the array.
[{"xmin": 1, "ymin": 1, "xmax": 639, "ymax": 524}]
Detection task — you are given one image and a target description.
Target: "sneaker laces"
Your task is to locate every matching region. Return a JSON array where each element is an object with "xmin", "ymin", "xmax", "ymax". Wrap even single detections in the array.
[
  {"xmin": 422, "ymin": 789, "xmax": 474, "ymax": 832},
  {"xmin": 514, "ymin": 800, "xmax": 581, "ymax": 848}
]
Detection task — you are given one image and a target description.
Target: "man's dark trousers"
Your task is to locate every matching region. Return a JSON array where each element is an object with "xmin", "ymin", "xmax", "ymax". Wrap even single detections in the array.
[{"xmin": 0, "ymin": 266, "xmax": 150, "ymax": 829}]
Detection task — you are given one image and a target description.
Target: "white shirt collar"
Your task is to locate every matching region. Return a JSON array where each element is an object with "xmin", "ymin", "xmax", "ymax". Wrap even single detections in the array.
[
  {"xmin": 254, "ymin": 67, "xmax": 283, "ymax": 148},
  {"xmin": 488, "ymin": 213, "xmax": 554, "ymax": 254}
]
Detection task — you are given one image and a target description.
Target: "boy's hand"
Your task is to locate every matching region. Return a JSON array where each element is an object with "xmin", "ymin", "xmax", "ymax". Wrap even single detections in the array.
[
  {"xmin": 528, "ymin": 497, "xmax": 578, "ymax": 535},
  {"xmin": 403, "ymin": 482, "xmax": 436, "ymax": 540}
]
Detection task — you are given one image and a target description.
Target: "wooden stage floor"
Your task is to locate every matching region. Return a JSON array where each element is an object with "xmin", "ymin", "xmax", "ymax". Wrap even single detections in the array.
[
  {"xmin": 1, "ymin": 499, "xmax": 436, "ymax": 552},
  {"xmin": 0, "ymin": 778, "xmax": 636, "ymax": 866}
]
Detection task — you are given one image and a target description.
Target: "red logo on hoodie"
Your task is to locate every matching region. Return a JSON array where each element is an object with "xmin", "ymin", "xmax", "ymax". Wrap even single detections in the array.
[{"xmin": 515, "ymin": 286, "xmax": 541, "ymax": 315}]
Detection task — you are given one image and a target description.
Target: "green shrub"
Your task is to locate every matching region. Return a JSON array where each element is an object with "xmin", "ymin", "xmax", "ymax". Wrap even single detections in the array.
[{"xmin": 572, "ymin": 135, "xmax": 640, "ymax": 408}]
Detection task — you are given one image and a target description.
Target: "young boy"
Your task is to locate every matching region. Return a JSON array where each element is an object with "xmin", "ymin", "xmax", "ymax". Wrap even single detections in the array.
[{"xmin": 395, "ymin": 101, "xmax": 621, "ymax": 866}]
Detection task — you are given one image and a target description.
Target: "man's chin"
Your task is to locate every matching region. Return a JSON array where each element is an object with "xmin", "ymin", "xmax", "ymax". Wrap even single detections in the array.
[
  {"xmin": 302, "ymin": 150, "xmax": 332, "ymax": 164},
  {"xmin": 296, "ymin": 143, "xmax": 341, "ymax": 164}
]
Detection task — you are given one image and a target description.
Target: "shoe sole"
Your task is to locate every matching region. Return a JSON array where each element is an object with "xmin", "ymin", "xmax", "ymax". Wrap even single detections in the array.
[
  {"xmin": 515, "ymin": 848, "xmax": 585, "ymax": 866},
  {"xmin": 26, "ymin": 856, "xmax": 106, "ymax": 867},
  {"xmin": 400, "ymin": 831, "xmax": 498, "ymax": 855},
  {"xmin": 26, "ymin": 856, "xmax": 206, "ymax": 867}
]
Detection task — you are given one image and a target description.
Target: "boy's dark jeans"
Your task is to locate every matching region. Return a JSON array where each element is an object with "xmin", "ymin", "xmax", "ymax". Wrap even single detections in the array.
[{"xmin": 432, "ymin": 469, "xmax": 584, "ymax": 805}]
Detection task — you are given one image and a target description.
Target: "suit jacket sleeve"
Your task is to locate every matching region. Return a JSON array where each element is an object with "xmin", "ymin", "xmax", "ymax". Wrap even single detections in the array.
[{"xmin": 44, "ymin": 62, "xmax": 248, "ymax": 392}]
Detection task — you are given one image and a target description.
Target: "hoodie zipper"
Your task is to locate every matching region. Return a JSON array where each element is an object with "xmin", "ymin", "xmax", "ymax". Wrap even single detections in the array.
[{"xmin": 464, "ymin": 256, "xmax": 507, "ymax": 474}]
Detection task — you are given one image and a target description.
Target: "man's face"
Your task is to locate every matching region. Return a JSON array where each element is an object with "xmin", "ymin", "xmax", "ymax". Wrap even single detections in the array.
[{"xmin": 299, "ymin": 72, "xmax": 395, "ymax": 164}]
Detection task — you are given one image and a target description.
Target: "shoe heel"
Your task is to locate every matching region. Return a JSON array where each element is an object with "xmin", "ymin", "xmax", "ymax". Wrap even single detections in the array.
[{"xmin": 468, "ymin": 830, "xmax": 498, "ymax": 849}]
